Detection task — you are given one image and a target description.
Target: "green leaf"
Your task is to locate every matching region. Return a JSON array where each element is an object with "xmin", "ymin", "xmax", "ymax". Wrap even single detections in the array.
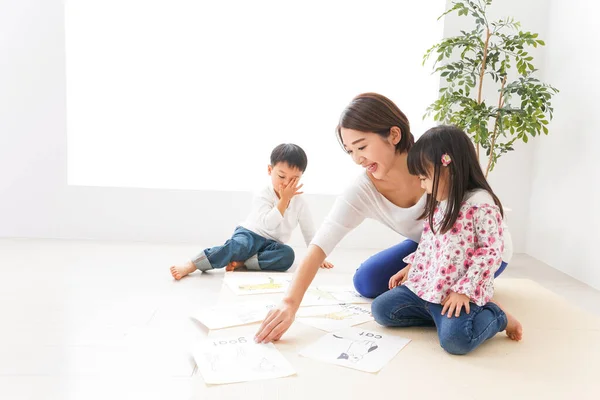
[{"xmin": 424, "ymin": 2, "xmax": 558, "ymax": 170}]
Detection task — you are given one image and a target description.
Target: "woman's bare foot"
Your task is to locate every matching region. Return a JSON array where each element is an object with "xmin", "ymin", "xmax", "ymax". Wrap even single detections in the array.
[
  {"xmin": 504, "ymin": 311, "xmax": 523, "ymax": 341},
  {"xmin": 492, "ymin": 299, "xmax": 523, "ymax": 341},
  {"xmin": 226, "ymin": 261, "xmax": 245, "ymax": 272},
  {"xmin": 170, "ymin": 261, "xmax": 197, "ymax": 280}
]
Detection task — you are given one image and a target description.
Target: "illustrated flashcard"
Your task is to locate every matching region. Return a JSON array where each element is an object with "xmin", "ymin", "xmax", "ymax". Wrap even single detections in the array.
[
  {"xmin": 301, "ymin": 285, "xmax": 372, "ymax": 306},
  {"xmin": 297, "ymin": 304, "xmax": 373, "ymax": 332},
  {"xmin": 298, "ymin": 327, "xmax": 410, "ymax": 373},
  {"xmin": 193, "ymin": 302, "xmax": 276, "ymax": 329},
  {"xmin": 223, "ymin": 273, "xmax": 292, "ymax": 295},
  {"xmin": 194, "ymin": 336, "xmax": 296, "ymax": 384}
]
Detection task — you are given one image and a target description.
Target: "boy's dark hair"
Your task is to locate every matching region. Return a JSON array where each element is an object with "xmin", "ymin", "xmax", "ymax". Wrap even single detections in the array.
[
  {"xmin": 407, "ymin": 125, "xmax": 503, "ymax": 234},
  {"xmin": 270, "ymin": 143, "xmax": 308, "ymax": 172},
  {"xmin": 336, "ymin": 93, "xmax": 414, "ymax": 153}
]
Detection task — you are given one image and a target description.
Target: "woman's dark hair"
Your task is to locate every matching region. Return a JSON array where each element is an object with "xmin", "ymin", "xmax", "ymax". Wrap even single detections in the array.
[
  {"xmin": 270, "ymin": 143, "xmax": 308, "ymax": 172},
  {"xmin": 336, "ymin": 93, "xmax": 414, "ymax": 153},
  {"xmin": 407, "ymin": 125, "xmax": 503, "ymax": 234}
]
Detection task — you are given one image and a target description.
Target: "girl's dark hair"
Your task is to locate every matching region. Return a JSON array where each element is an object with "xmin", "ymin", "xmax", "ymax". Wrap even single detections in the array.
[
  {"xmin": 336, "ymin": 93, "xmax": 414, "ymax": 153},
  {"xmin": 270, "ymin": 143, "xmax": 308, "ymax": 172},
  {"xmin": 407, "ymin": 125, "xmax": 503, "ymax": 234}
]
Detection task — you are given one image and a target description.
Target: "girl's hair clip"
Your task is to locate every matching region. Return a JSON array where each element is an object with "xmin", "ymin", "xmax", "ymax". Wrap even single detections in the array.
[{"xmin": 441, "ymin": 154, "xmax": 452, "ymax": 166}]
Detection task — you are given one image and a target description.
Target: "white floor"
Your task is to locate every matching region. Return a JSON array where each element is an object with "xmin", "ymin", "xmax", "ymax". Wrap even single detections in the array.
[{"xmin": 0, "ymin": 238, "xmax": 599, "ymax": 399}]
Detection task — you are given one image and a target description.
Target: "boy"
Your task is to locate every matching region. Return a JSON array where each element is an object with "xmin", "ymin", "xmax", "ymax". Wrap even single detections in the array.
[{"xmin": 170, "ymin": 143, "xmax": 333, "ymax": 279}]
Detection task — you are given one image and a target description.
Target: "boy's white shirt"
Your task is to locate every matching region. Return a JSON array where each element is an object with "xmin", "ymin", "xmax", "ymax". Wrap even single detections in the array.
[{"xmin": 239, "ymin": 185, "xmax": 316, "ymax": 246}]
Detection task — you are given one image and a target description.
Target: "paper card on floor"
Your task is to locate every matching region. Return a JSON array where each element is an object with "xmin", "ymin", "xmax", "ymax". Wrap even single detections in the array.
[
  {"xmin": 301, "ymin": 285, "xmax": 372, "ymax": 306},
  {"xmin": 299, "ymin": 327, "xmax": 410, "ymax": 373},
  {"xmin": 297, "ymin": 304, "xmax": 374, "ymax": 332},
  {"xmin": 192, "ymin": 302, "xmax": 277, "ymax": 329},
  {"xmin": 194, "ymin": 336, "xmax": 296, "ymax": 385},
  {"xmin": 223, "ymin": 273, "xmax": 292, "ymax": 295}
]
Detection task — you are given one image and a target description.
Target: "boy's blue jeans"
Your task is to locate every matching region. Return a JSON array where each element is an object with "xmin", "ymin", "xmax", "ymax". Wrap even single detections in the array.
[
  {"xmin": 371, "ymin": 284, "xmax": 507, "ymax": 355},
  {"xmin": 192, "ymin": 227, "xmax": 294, "ymax": 272}
]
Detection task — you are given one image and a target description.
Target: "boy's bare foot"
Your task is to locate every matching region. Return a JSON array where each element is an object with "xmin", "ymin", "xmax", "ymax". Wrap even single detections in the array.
[
  {"xmin": 170, "ymin": 261, "xmax": 197, "ymax": 280},
  {"xmin": 226, "ymin": 261, "xmax": 245, "ymax": 272},
  {"xmin": 505, "ymin": 311, "xmax": 523, "ymax": 341}
]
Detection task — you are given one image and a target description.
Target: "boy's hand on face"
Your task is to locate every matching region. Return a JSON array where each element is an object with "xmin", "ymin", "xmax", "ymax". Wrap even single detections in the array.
[
  {"xmin": 278, "ymin": 177, "xmax": 304, "ymax": 202},
  {"xmin": 276, "ymin": 178, "xmax": 304, "ymax": 216}
]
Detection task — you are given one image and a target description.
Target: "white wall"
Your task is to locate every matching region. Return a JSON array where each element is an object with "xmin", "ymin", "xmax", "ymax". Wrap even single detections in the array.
[
  {"xmin": 527, "ymin": 0, "xmax": 600, "ymax": 290},
  {"xmin": 1, "ymin": 0, "xmax": 560, "ymax": 258},
  {"xmin": 0, "ymin": 0, "xmax": 402, "ymax": 252},
  {"xmin": 442, "ymin": 0, "xmax": 549, "ymax": 254}
]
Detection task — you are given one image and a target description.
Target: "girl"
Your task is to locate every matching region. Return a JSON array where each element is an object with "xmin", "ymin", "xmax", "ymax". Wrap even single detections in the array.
[{"xmin": 371, "ymin": 125, "xmax": 522, "ymax": 355}]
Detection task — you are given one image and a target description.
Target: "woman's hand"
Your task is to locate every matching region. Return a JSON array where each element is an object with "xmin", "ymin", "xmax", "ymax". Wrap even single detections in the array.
[
  {"xmin": 319, "ymin": 260, "xmax": 334, "ymax": 269},
  {"xmin": 256, "ymin": 245, "xmax": 325, "ymax": 342},
  {"xmin": 255, "ymin": 299, "xmax": 297, "ymax": 343}
]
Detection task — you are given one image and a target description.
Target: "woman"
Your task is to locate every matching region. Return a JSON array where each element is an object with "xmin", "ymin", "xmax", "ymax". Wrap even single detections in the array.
[{"xmin": 254, "ymin": 93, "xmax": 512, "ymax": 343}]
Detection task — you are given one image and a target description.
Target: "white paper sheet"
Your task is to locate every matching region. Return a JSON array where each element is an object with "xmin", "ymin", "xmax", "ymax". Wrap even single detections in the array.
[
  {"xmin": 297, "ymin": 304, "xmax": 373, "ymax": 332},
  {"xmin": 194, "ymin": 336, "xmax": 296, "ymax": 384},
  {"xmin": 192, "ymin": 302, "xmax": 276, "ymax": 329},
  {"xmin": 223, "ymin": 273, "xmax": 292, "ymax": 295},
  {"xmin": 299, "ymin": 327, "xmax": 410, "ymax": 373},
  {"xmin": 301, "ymin": 285, "xmax": 372, "ymax": 306}
]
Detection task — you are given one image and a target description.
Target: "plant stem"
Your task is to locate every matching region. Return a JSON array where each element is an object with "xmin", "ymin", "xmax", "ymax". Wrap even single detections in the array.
[
  {"xmin": 485, "ymin": 75, "xmax": 508, "ymax": 177},
  {"xmin": 476, "ymin": 28, "xmax": 491, "ymax": 159}
]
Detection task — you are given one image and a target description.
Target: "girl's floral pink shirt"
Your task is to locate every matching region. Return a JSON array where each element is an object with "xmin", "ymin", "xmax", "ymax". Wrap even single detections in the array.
[{"xmin": 403, "ymin": 192, "xmax": 505, "ymax": 306}]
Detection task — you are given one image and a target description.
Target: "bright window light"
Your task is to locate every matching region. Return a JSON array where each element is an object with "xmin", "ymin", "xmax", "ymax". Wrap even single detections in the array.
[{"xmin": 66, "ymin": 0, "xmax": 444, "ymax": 194}]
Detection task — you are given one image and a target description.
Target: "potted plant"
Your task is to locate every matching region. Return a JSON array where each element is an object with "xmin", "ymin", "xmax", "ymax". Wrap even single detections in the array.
[{"xmin": 423, "ymin": 0, "xmax": 559, "ymax": 176}]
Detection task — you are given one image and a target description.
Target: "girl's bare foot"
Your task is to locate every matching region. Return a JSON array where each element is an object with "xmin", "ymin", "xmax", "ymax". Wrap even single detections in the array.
[
  {"xmin": 226, "ymin": 261, "xmax": 244, "ymax": 272},
  {"xmin": 170, "ymin": 261, "xmax": 197, "ymax": 280},
  {"xmin": 492, "ymin": 299, "xmax": 523, "ymax": 341},
  {"xmin": 504, "ymin": 311, "xmax": 523, "ymax": 341}
]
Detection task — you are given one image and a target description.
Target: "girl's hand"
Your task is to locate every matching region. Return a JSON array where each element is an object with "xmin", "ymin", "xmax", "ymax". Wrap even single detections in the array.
[
  {"xmin": 319, "ymin": 260, "xmax": 334, "ymax": 269},
  {"xmin": 388, "ymin": 264, "xmax": 411, "ymax": 289},
  {"xmin": 441, "ymin": 291, "xmax": 471, "ymax": 318}
]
